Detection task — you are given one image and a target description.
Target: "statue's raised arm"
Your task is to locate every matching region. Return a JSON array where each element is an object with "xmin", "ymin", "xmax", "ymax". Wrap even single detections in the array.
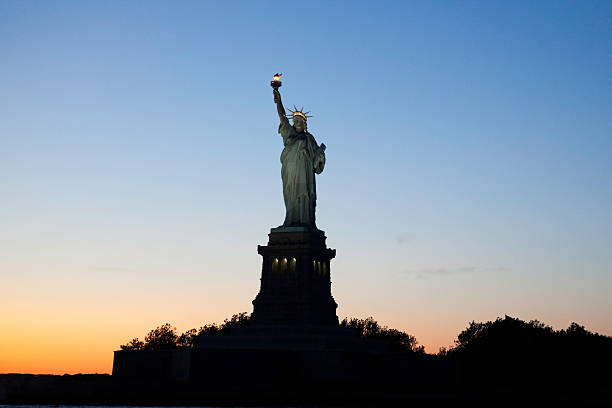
[{"xmin": 273, "ymin": 88, "xmax": 289, "ymax": 125}]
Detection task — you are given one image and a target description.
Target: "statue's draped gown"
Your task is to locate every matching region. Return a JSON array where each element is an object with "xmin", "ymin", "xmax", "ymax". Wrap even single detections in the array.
[{"xmin": 279, "ymin": 120, "xmax": 325, "ymax": 227}]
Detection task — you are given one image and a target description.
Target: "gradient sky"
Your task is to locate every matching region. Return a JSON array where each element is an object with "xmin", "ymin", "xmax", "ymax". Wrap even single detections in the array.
[{"xmin": 1, "ymin": 0, "xmax": 611, "ymax": 374}]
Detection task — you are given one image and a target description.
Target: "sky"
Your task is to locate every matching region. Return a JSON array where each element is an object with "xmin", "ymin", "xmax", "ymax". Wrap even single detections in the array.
[{"xmin": 1, "ymin": 0, "xmax": 611, "ymax": 374}]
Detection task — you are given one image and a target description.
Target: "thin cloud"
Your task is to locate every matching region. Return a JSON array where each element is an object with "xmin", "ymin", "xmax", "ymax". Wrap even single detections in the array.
[
  {"xmin": 401, "ymin": 266, "xmax": 508, "ymax": 279},
  {"xmin": 91, "ymin": 266, "xmax": 139, "ymax": 273},
  {"xmin": 395, "ymin": 234, "xmax": 415, "ymax": 244}
]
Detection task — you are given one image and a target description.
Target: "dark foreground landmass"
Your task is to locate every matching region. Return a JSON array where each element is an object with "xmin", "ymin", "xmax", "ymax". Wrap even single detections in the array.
[
  {"xmin": 2, "ymin": 315, "xmax": 611, "ymax": 405},
  {"xmin": 1, "ymin": 372, "xmax": 611, "ymax": 406}
]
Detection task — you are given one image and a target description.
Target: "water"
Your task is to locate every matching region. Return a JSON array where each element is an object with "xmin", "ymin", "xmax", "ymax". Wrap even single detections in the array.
[
  {"xmin": 1, "ymin": 406, "xmax": 272, "ymax": 408},
  {"xmin": 1, "ymin": 406, "xmax": 266, "ymax": 408}
]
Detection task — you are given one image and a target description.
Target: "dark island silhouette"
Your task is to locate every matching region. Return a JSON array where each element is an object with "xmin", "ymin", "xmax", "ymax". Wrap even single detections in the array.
[{"xmin": 2, "ymin": 314, "xmax": 611, "ymax": 405}]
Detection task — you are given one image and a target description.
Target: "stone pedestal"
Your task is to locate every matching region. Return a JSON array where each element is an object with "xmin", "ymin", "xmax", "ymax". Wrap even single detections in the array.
[{"xmin": 251, "ymin": 227, "xmax": 338, "ymax": 326}]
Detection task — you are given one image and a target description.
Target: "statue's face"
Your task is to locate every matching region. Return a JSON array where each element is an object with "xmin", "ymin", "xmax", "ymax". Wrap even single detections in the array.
[{"xmin": 293, "ymin": 117, "xmax": 306, "ymax": 132}]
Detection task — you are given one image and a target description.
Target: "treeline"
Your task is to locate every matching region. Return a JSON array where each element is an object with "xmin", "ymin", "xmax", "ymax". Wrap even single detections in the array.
[
  {"xmin": 444, "ymin": 314, "xmax": 611, "ymax": 356},
  {"xmin": 120, "ymin": 312, "xmax": 249, "ymax": 350},
  {"xmin": 339, "ymin": 316, "xmax": 424, "ymax": 352},
  {"xmin": 120, "ymin": 314, "xmax": 425, "ymax": 352},
  {"xmin": 441, "ymin": 315, "xmax": 612, "ymax": 391},
  {"xmin": 121, "ymin": 313, "xmax": 611, "ymax": 365}
]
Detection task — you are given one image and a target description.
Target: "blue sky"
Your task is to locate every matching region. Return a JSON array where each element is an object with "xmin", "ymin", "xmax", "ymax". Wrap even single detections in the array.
[{"xmin": 1, "ymin": 1, "xmax": 611, "ymax": 372}]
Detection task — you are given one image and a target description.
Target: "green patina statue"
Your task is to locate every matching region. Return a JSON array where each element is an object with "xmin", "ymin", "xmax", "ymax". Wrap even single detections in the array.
[{"xmin": 272, "ymin": 84, "xmax": 326, "ymax": 229}]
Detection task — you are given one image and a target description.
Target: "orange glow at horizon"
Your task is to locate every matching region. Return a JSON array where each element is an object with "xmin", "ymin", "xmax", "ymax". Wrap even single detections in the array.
[
  {"xmin": 2, "ymin": 299, "xmax": 610, "ymax": 374},
  {"xmin": 1, "ymin": 299, "xmax": 456, "ymax": 374},
  {"xmin": 2, "ymin": 253, "xmax": 610, "ymax": 374}
]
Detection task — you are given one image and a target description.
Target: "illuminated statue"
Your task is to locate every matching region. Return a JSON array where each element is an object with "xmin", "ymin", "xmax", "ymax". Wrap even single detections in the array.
[{"xmin": 271, "ymin": 77, "xmax": 326, "ymax": 228}]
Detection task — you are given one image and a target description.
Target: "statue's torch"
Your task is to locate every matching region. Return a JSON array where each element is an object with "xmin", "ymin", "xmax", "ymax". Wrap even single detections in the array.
[{"xmin": 271, "ymin": 73, "xmax": 282, "ymax": 89}]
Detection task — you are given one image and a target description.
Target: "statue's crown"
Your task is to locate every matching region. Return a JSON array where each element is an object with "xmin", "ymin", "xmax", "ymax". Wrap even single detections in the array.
[{"xmin": 288, "ymin": 106, "xmax": 312, "ymax": 121}]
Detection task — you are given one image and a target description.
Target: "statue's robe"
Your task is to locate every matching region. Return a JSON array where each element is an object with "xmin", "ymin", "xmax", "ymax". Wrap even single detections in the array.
[{"xmin": 279, "ymin": 120, "xmax": 325, "ymax": 227}]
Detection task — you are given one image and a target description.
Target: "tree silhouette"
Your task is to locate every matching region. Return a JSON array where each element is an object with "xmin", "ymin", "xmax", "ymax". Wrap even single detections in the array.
[
  {"xmin": 119, "ymin": 337, "xmax": 145, "ymax": 351},
  {"xmin": 446, "ymin": 315, "xmax": 612, "ymax": 391},
  {"xmin": 222, "ymin": 311, "xmax": 250, "ymax": 329},
  {"xmin": 176, "ymin": 328, "xmax": 197, "ymax": 348},
  {"xmin": 120, "ymin": 313, "xmax": 252, "ymax": 350},
  {"xmin": 340, "ymin": 316, "xmax": 424, "ymax": 352},
  {"xmin": 143, "ymin": 323, "xmax": 178, "ymax": 349},
  {"xmin": 197, "ymin": 323, "xmax": 221, "ymax": 336}
]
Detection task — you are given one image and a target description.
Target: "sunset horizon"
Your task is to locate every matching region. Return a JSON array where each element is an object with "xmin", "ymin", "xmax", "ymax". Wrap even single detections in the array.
[{"xmin": 2, "ymin": 1, "xmax": 611, "ymax": 377}]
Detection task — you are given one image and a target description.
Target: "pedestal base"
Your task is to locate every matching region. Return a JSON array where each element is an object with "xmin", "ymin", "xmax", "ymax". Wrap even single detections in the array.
[{"xmin": 251, "ymin": 228, "xmax": 338, "ymax": 326}]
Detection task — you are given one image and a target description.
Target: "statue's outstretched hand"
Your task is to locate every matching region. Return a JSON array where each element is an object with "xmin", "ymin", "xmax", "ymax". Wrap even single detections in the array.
[{"xmin": 273, "ymin": 89, "xmax": 280, "ymax": 104}]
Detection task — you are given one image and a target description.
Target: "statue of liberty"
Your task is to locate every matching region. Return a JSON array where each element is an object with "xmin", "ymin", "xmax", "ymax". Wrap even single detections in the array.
[{"xmin": 272, "ymin": 82, "xmax": 326, "ymax": 229}]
